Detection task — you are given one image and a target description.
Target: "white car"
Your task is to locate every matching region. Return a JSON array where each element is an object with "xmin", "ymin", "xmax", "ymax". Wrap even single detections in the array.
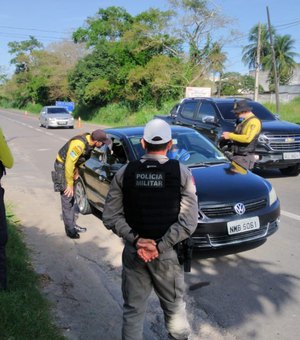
[{"xmin": 39, "ymin": 106, "xmax": 74, "ymax": 129}]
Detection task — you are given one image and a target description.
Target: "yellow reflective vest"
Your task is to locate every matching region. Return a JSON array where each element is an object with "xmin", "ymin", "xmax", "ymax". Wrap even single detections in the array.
[{"xmin": 0, "ymin": 127, "xmax": 14, "ymax": 169}]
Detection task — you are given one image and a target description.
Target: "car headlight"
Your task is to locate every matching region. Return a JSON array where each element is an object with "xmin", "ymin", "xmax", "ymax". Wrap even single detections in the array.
[
  {"xmin": 48, "ymin": 117, "xmax": 56, "ymax": 121},
  {"xmin": 268, "ymin": 186, "xmax": 277, "ymax": 206}
]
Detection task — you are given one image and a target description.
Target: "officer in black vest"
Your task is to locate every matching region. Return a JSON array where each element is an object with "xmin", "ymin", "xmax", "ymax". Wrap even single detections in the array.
[
  {"xmin": 53, "ymin": 129, "xmax": 111, "ymax": 239},
  {"xmin": 103, "ymin": 119, "xmax": 198, "ymax": 340}
]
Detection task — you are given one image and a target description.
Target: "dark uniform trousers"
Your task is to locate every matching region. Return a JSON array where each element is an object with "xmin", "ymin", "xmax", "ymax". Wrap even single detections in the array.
[
  {"xmin": 54, "ymin": 161, "xmax": 78, "ymax": 234},
  {"xmin": 0, "ymin": 186, "xmax": 8, "ymax": 290},
  {"xmin": 122, "ymin": 242, "xmax": 189, "ymax": 340}
]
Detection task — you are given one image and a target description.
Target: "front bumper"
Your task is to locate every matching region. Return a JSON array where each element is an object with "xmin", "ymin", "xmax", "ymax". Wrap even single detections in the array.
[
  {"xmin": 193, "ymin": 219, "xmax": 279, "ymax": 248},
  {"xmin": 192, "ymin": 201, "xmax": 280, "ymax": 249},
  {"xmin": 255, "ymin": 152, "xmax": 300, "ymax": 169}
]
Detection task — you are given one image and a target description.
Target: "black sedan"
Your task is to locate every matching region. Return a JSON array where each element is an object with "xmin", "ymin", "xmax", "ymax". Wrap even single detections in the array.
[{"xmin": 75, "ymin": 126, "xmax": 280, "ymax": 249}]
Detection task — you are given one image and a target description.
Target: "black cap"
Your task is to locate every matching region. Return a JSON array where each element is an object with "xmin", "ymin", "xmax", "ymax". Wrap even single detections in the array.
[
  {"xmin": 91, "ymin": 129, "xmax": 111, "ymax": 145},
  {"xmin": 232, "ymin": 100, "xmax": 253, "ymax": 114}
]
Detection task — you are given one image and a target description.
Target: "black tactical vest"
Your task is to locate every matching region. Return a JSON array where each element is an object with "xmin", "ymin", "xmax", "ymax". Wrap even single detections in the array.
[
  {"xmin": 233, "ymin": 116, "xmax": 261, "ymax": 155},
  {"xmin": 58, "ymin": 133, "xmax": 93, "ymax": 165},
  {"xmin": 123, "ymin": 159, "xmax": 181, "ymax": 240}
]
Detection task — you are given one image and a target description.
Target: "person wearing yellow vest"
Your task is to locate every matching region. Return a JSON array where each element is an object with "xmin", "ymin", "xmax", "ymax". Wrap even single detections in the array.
[
  {"xmin": 0, "ymin": 127, "xmax": 14, "ymax": 290},
  {"xmin": 221, "ymin": 100, "xmax": 262, "ymax": 170},
  {"xmin": 52, "ymin": 130, "xmax": 111, "ymax": 239}
]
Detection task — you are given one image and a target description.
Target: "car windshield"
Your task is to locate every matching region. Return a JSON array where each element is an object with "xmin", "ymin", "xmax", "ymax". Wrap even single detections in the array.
[
  {"xmin": 47, "ymin": 107, "xmax": 69, "ymax": 114},
  {"xmin": 128, "ymin": 130, "xmax": 228, "ymax": 166},
  {"xmin": 217, "ymin": 102, "xmax": 276, "ymax": 121}
]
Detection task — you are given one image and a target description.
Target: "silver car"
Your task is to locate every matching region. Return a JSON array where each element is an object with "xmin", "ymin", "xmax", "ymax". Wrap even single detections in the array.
[{"xmin": 39, "ymin": 106, "xmax": 74, "ymax": 129}]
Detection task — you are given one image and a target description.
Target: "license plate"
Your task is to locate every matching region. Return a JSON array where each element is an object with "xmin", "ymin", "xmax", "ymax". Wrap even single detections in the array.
[
  {"xmin": 227, "ymin": 216, "xmax": 260, "ymax": 235},
  {"xmin": 283, "ymin": 152, "xmax": 300, "ymax": 160},
  {"xmin": 58, "ymin": 121, "xmax": 67, "ymax": 125}
]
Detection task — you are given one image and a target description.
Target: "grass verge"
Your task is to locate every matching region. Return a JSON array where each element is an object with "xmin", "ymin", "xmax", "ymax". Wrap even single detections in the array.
[{"xmin": 0, "ymin": 207, "xmax": 65, "ymax": 340}]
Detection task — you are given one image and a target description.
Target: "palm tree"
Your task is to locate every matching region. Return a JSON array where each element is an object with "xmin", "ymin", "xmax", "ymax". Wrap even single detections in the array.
[
  {"xmin": 264, "ymin": 34, "xmax": 298, "ymax": 85},
  {"xmin": 242, "ymin": 24, "xmax": 274, "ymax": 71},
  {"xmin": 208, "ymin": 42, "xmax": 227, "ymax": 96}
]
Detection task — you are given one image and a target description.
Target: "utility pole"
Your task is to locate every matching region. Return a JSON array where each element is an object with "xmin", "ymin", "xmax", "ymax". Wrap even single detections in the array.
[
  {"xmin": 254, "ymin": 23, "xmax": 261, "ymax": 101},
  {"xmin": 266, "ymin": 6, "xmax": 280, "ymax": 113}
]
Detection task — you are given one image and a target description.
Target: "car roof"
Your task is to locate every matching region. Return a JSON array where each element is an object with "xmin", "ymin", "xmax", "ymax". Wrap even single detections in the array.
[
  {"xmin": 105, "ymin": 125, "xmax": 195, "ymax": 138},
  {"xmin": 182, "ymin": 97, "xmax": 253, "ymax": 104}
]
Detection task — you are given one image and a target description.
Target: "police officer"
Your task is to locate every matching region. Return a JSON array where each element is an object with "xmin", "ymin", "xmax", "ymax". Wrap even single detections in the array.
[
  {"xmin": 0, "ymin": 127, "xmax": 14, "ymax": 290},
  {"xmin": 53, "ymin": 129, "xmax": 111, "ymax": 239},
  {"xmin": 221, "ymin": 99, "xmax": 262, "ymax": 170},
  {"xmin": 102, "ymin": 119, "xmax": 198, "ymax": 339}
]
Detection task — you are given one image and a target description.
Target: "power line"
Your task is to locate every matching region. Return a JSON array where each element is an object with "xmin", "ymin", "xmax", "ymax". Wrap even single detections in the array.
[{"xmin": 0, "ymin": 25, "xmax": 68, "ymax": 34}]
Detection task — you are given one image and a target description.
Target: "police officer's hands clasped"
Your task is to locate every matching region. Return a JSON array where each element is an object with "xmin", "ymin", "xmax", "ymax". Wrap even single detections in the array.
[{"xmin": 136, "ymin": 238, "xmax": 159, "ymax": 262}]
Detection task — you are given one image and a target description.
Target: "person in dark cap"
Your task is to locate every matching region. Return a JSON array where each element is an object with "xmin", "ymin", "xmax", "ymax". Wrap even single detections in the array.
[
  {"xmin": 103, "ymin": 119, "xmax": 198, "ymax": 339},
  {"xmin": 221, "ymin": 100, "xmax": 262, "ymax": 170},
  {"xmin": 52, "ymin": 129, "xmax": 111, "ymax": 239}
]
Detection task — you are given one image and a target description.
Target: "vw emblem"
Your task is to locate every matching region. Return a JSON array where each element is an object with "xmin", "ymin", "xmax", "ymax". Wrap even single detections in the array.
[{"xmin": 234, "ymin": 203, "xmax": 246, "ymax": 215}]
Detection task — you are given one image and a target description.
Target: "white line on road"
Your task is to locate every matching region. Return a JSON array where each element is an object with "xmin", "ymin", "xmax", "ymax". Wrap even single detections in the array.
[{"xmin": 281, "ymin": 210, "xmax": 300, "ymax": 222}]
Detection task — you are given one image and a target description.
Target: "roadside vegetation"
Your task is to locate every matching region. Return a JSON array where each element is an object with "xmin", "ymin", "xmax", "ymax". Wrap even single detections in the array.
[
  {"xmin": 0, "ymin": 207, "xmax": 65, "ymax": 340},
  {"xmin": 264, "ymin": 97, "xmax": 300, "ymax": 124},
  {"xmin": 0, "ymin": 0, "xmax": 299, "ymax": 126}
]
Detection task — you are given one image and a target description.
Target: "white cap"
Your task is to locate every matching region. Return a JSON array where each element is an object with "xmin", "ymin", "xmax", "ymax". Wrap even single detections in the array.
[{"xmin": 143, "ymin": 119, "xmax": 172, "ymax": 145}]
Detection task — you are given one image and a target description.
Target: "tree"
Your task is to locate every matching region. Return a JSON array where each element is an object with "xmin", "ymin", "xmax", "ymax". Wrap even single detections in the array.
[
  {"xmin": 242, "ymin": 24, "xmax": 273, "ymax": 71},
  {"xmin": 73, "ymin": 6, "xmax": 133, "ymax": 46},
  {"xmin": 168, "ymin": 0, "xmax": 231, "ymax": 85},
  {"xmin": 125, "ymin": 55, "xmax": 185, "ymax": 109},
  {"xmin": 8, "ymin": 35, "xmax": 43, "ymax": 73},
  {"xmin": 68, "ymin": 43, "xmax": 120, "ymax": 107},
  {"xmin": 264, "ymin": 34, "xmax": 298, "ymax": 86},
  {"xmin": 46, "ymin": 40, "xmax": 88, "ymax": 101},
  {"xmin": 124, "ymin": 8, "xmax": 182, "ymax": 59},
  {"xmin": 0, "ymin": 66, "xmax": 8, "ymax": 85}
]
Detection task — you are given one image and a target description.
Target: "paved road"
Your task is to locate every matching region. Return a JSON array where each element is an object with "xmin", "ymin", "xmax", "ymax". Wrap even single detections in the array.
[{"xmin": 1, "ymin": 108, "xmax": 300, "ymax": 340}]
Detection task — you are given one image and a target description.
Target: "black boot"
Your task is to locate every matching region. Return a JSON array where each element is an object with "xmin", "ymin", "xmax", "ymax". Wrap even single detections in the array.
[{"xmin": 66, "ymin": 229, "xmax": 80, "ymax": 239}]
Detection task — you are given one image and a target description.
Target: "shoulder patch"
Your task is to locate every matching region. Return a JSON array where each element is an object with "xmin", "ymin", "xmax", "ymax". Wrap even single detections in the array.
[{"xmin": 69, "ymin": 145, "xmax": 83, "ymax": 159}]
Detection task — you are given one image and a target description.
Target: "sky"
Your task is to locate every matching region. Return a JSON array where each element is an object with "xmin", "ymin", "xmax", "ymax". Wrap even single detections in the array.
[{"xmin": 1, "ymin": 0, "xmax": 300, "ymax": 76}]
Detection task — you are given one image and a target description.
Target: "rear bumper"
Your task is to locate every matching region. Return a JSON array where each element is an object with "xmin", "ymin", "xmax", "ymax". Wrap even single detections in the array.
[{"xmin": 48, "ymin": 121, "xmax": 74, "ymax": 128}]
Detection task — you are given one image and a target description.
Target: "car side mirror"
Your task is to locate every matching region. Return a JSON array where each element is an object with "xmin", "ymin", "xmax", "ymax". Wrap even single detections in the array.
[{"xmin": 202, "ymin": 115, "xmax": 216, "ymax": 124}]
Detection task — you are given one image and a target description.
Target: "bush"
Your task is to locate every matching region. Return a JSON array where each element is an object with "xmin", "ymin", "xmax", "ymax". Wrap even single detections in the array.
[{"xmin": 24, "ymin": 103, "xmax": 43, "ymax": 114}]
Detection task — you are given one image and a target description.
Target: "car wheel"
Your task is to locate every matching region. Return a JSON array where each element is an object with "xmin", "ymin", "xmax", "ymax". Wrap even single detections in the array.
[
  {"xmin": 74, "ymin": 177, "xmax": 92, "ymax": 214},
  {"xmin": 45, "ymin": 121, "xmax": 49, "ymax": 129},
  {"xmin": 280, "ymin": 165, "xmax": 299, "ymax": 176}
]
